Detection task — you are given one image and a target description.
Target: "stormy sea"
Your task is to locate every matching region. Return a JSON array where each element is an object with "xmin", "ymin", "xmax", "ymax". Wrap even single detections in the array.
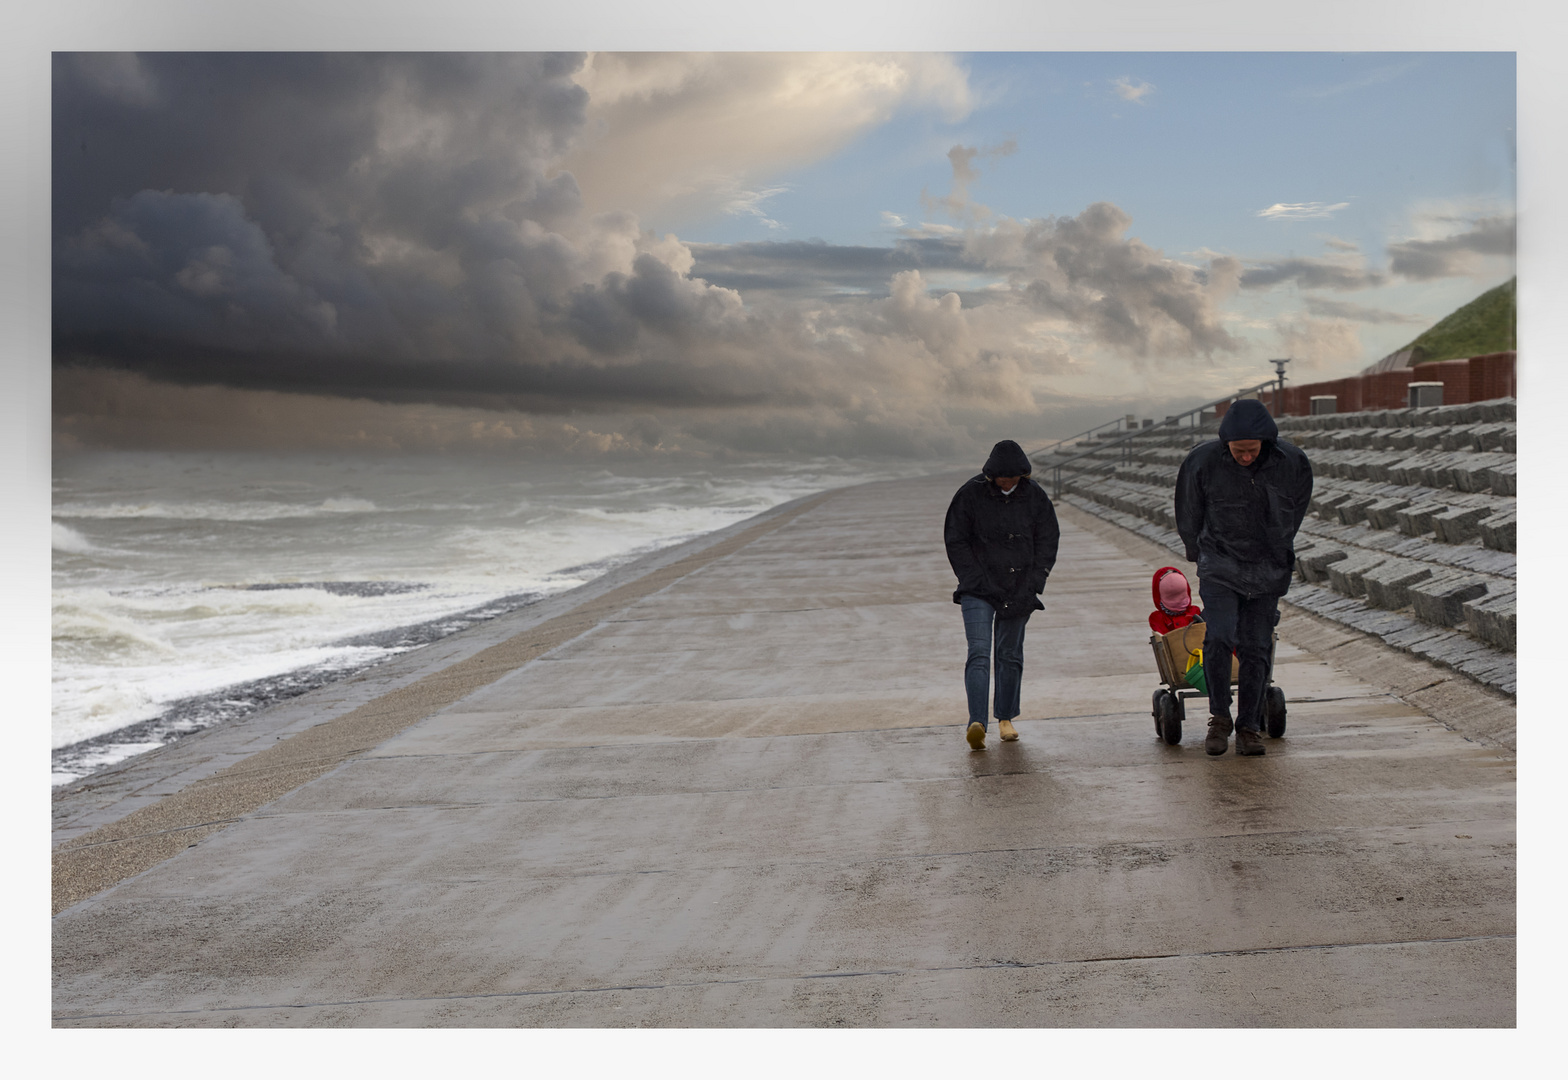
[{"xmin": 52, "ymin": 451, "xmax": 935, "ymax": 786}]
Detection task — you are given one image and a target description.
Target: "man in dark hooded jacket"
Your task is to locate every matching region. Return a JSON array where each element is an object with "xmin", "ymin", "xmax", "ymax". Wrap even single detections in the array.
[
  {"xmin": 1175, "ymin": 398, "xmax": 1312, "ymax": 757},
  {"xmin": 944, "ymin": 439, "xmax": 1060, "ymax": 751}
]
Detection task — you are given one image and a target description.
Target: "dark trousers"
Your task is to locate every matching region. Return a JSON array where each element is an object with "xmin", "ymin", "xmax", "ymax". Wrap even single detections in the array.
[
  {"xmin": 960, "ymin": 596, "xmax": 1027, "ymax": 730},
  {"xmin": 1197, "ymin": 581, "xmax": 1279, "ymax": 733}
]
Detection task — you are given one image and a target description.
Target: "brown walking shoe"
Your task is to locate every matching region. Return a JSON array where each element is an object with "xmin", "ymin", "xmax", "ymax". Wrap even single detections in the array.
[
  {"xmin": 1204, "ymin": 715, "xmax": 1233, "ymax": 756},
  {"xmin": 998, "ymin": 719, "xmax": 1019, "ymax": 741},
  {"xmin": 966, "ymin": 722, "xmax": 987, "ymax": 750},
  {"xmin": 1235, "ymin": 727, "xmax": 1266, "ymax": 756}
]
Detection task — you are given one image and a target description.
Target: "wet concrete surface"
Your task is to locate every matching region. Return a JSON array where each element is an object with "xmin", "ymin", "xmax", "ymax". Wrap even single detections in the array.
[{"xmin": 52, "ymin": 473, "xmax": 1515, "ymax": 1026}]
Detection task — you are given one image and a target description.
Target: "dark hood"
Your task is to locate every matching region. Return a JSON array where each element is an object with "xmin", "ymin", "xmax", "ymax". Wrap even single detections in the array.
[
  {"xmin": 983, "ymin": 439, "xmax": 1032, "ymax": 478},
  {"xmin": 1217, "ymin": 398, "xmax": 1279, "ymax": 443}
]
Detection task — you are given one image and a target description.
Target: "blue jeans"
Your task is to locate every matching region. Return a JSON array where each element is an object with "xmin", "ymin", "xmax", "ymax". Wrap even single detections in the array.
[
  {"xmin": 960, "ymin": 596, "xmax": 1027, "ymax": 730},
  {"xmin": 1197, "ymin": 580, "xmax": 1279, "ymax": 733}
]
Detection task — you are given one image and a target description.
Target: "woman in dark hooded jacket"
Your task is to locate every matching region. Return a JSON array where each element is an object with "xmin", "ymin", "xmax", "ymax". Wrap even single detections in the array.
[{"xmin": 944, "ymin": 439, "xmax": 1060, "ymax": 751}]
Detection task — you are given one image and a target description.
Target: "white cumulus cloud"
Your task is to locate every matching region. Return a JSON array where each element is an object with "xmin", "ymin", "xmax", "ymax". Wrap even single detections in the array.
[
  {"xmin": 564, "ymin": 53, "xmax": 974, "ymax": 225},
  {"xmin": 1257, "ymin": 202, "xmax": 1351, "ymax": 220},
  {"xmin": 1111, "ymin": 76, "xmax": 1154, "ymax": 104}
]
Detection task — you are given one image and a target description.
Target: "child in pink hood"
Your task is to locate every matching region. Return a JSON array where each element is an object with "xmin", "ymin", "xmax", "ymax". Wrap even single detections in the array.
[{"xmin": 1149, "ymin": 567, "xmax": 1203, "ymax": 634}]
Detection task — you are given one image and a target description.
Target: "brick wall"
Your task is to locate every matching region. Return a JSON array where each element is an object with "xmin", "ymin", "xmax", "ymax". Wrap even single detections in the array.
[{"xmin": 1217, "ymin": 351, "xmax": 1515, "ymax": 418}]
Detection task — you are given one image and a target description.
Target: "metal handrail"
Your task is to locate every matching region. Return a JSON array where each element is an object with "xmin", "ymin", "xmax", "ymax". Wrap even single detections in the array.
[
  {"xmin": 1036, "ymin": 415, "xmax": 1140, "ymax": 455},
  {"xmin": 1038, "ymin": 377, "xmax": 1282, "ymax": 499}
]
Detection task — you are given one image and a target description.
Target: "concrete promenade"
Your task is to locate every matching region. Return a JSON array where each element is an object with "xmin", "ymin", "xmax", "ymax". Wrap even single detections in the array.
[{"xmin": 52, "ymin": 472, "xmax": 1515, "ymax": 1026}]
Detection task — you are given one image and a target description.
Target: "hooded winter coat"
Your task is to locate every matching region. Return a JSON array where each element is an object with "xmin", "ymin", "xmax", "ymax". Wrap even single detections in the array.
[
  {"xmin": 944, "ymin": 440, "xmax": 1061, "ymax": 618},
  {"xmin": 1174, "ymin": 399, "xmax": 1313, "ymax": 599},
  {"xmin": 1149, "ymin": 566, "xmax": 1203, "ymax": 634}
]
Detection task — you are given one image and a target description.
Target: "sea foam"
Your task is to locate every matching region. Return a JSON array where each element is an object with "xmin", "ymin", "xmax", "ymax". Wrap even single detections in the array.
[
  {"xmin": 52, "ymin": 522, "xmax": 96, "ymax": 553},
  {"xmin": 51, "ymin": 450, "xmax": 934, "ymax": 785}
]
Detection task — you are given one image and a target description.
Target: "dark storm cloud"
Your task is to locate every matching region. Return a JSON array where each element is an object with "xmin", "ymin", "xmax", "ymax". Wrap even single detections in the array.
[
  {"xmin": 1387, "ymin": 215, "xmax": 1516, "ymax": 280},
  {"xmin": 55, "ymin": 52, "xmax": 727, "ymax": 391},
  {"xmin": 55, "ymin": 53, "xmax": 588, "ymax": 236},
  {"xmin": 57, "ymin": 52, "xmax": 970, "ymax": 429},
  {"xmin": 52, "ymin": 339, "xmax": 779, "ymax": 412}
]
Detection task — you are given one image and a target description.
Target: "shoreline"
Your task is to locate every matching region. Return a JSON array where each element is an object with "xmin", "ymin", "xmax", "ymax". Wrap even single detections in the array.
[
  {"xmin": 52, "ymin": 454, "xmax": 931, "ymax": 788},
  {"xmin": 52, "ymin": 487, "xmax": 840, "ymax": 911},
  {"xmin": 53, "ymin": 541, "xmax": 680, "ymax": 786}
]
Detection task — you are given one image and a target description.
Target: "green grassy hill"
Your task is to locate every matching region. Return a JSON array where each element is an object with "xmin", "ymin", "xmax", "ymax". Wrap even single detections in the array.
[{"xmin": 1405, "ymin": 277, "xmax": 1516, "ymax": 364}]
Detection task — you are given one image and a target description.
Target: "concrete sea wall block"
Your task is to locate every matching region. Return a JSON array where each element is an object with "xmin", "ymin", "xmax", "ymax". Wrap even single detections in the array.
[
  {"xmin": 1297, "ymin": 543, "xmax": 1349, "ymax": 583},
  {"xmin": 1310, "ymin": 455, "xmax": 1342, "ymax": 480},
  {"xmin": 1326, "ymin": 550, "xmax": 1389, "ymax": 598},
  {"xmin": 1463, "ymin": 590, "xmax": 1517, "ymax": 652},
  {"xmin": 1370, "ymin": 451, "xmax": 1405, "ymax": 480},
  {"xmin": 1447, "ymin": 457, "xmax": 1498, "ymax": 493},
  {"xmin": 1362, "ymin": 451, "xmax": 1411, "ymax": 483},
  {"xmin": 1364, "ymin": 497, "xmax": 1412, "ymax": 531},
  {"xmin": 1335, "ymin": 496, "xmax": 1380, "ymax": 526},
  {"xmin": 1313, "ymin": 490, "xmax": 1356, "ymax": 519},
  {"xmin": 1341, "ymin": 453, "xmax": 1374, "ymax": 479},
  {"xmin": 1336, "ymin": 451, "xmax": 1367, "ymax": 480},
  {"xmin": 1478, "ymin": 510, "xmax": 1516, "ymax": 553},
  {"xmin": 1410, "ymin": 570, "xmax": 1490, "ymax": 628},
  {"xmin": 1466, "ymin": 423, "xmax": 1509, "ymax": 452},
  {"xmin": 1386, "ymin": 453, "xmax": 1439, "ymax": 486},
  {"xmin": 1467, "ymin": 399, "xmax": 1511, "ymax": 423},
  {"xmin": 1422, "ymin": 452, "xmax": 1476, "ymax": 490},
  {"xmin": 1337, "ymin": 455, "xmax": 1369, "ymax": 480},
  {"xmin": 1395, "ymin": 501, "xmax": 1446, "ymax": 537},
  {"xmin": 1485, "ymin": 461, "xmax": 1516, "ymax": 496},
  {"xmin": 1431, "ymin": 505, "xmax": 1492, "ymax": 544},
  {"xmin": 1441, "ymin": 424, "xmax": 1483, "ymax": 452},
  {"xmin": 1362, "ymin": 558, "xmax": 1434, "ymax": 610}
]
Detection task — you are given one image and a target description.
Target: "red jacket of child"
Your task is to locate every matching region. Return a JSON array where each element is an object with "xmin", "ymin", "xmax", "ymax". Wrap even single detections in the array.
[{"xmin": 1149, "ymin": 566, "xmax": 1203, "ymax": 634}]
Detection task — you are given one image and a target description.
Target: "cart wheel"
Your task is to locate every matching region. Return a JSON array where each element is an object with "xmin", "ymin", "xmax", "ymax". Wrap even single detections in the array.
[
  {"xmin": 1151, "ymin": 689, "xmax": 1167, "ymax": 735},
  {"xmin": 1265, "ymin": 685, "xmax": 1287, "ymax": 738},
  {"xmin": 1159, "ymin": 693, "xmax": 1182, "ymax": 745}
]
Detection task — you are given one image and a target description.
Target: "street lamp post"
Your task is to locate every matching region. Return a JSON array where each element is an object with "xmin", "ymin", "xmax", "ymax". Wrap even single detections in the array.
[{"xmin": 1269, "ymin": 358, "xmax": 1291, "ymax": 415}]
